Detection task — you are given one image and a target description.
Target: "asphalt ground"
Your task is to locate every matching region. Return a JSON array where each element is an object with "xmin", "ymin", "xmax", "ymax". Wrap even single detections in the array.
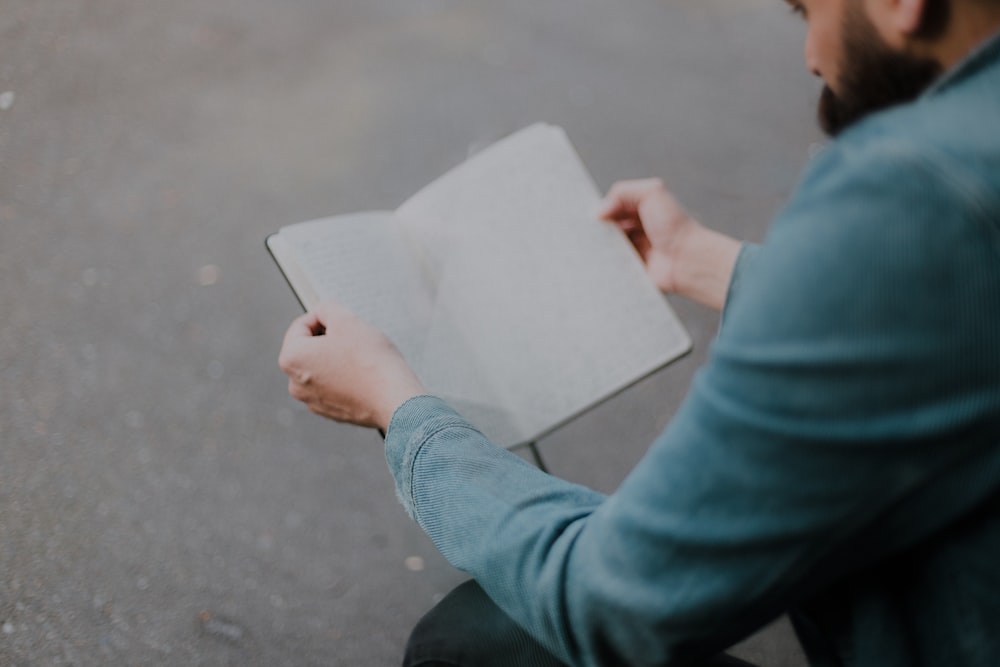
[{"xmin": 1, "ymin": 1, "xmax": 818, "ymax": 664}]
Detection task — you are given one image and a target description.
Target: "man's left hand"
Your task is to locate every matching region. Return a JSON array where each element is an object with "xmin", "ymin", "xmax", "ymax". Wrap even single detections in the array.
[{"xmin": 278, "ymin": 301, "xmax": 427, "ymax": 432}]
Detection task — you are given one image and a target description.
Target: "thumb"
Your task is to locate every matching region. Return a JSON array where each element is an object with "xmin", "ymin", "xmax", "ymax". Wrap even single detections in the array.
[
  {"xmin": 284, "ymin": 311, "xmax": 323, "ymax": 343},
  {"xmin": 596, "ymin": 196, "xmax": 619, "ymax": 221},
  {"xmin": 310, "ymin": 300, "xmax": 363, "ymax": 332},
  {"xmin": 279, "ymin": 311, "xmax": 323, "ymax": 375}
]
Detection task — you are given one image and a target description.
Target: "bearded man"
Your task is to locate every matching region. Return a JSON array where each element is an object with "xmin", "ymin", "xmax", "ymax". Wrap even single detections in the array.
[{"xmin": 279, "ymin": 0, "xmax": 1000, "ymax": 665}]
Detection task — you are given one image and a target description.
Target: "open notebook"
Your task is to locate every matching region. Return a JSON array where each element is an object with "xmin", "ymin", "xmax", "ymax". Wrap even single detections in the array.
[{"xmin": 267, "ymin": 123, "xmax": 691, "ymax": 447}]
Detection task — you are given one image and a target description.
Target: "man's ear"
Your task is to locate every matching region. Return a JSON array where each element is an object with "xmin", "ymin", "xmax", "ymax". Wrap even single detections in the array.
[
  {"xmin": 867, "ymin": 0, "xmax": 931, "ymax": 44},
  {"xmin": 895, "ymin": 0, "xmax": 929, "ymax": 34}
]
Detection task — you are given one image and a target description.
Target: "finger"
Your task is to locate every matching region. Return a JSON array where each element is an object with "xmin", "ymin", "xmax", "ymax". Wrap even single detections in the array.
[
  {"xmin": 313, "ymin": 301, "xmax": 390, "ymax": 348},
  {"xmin": 279, "ymin": 312, "xmax": 324, "ymax": 374},
  {"xmin": 311, "ymin": 300, "xmax": 370, "ymax": 337},
  {"xmin": 279, "ymin": 336, "xmax": 315, "ymax": 379},
  {"xmin": 626, "ymin": 228, "xmax": 652, "ymax": 260},
  {"xmin": 300, "ymin": 308, "xmax": 330, "ymax": 336},
  {"xmin": 597, "ymin": 193, "xmax": 634, "ymax": 221},
  {"xmin": 613, "ymin": 218, "xmax": 642, "ymax": 232},
  {"xmin": 288, "ymin": 377, "xmax": 311, "ymax": 401},
  {"xmin": 596, "ymin": 196, "xmax": 625, "ymax": 221},
  {"xmin": 311, "ymin": 300, "xmax": 352, "ymax": 322},
  {"xmin": 284, "ymin": 311, "xmax": 322, "ymax": 343},
  {"xmin": 599, "ymin": 178, "xmax": 666, "ymax": 219}
]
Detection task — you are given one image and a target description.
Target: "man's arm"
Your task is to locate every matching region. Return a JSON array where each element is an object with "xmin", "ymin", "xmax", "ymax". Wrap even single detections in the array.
[
  {"xmin": 382, "ymin": 139, "xmax": 1000, "ymax": 665},
  {"xmin": 279, "ymin": 138, "xmax": 1000, "ymax": 665}
]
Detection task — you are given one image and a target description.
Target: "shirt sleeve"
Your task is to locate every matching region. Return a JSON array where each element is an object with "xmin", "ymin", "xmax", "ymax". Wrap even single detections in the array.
[
  {"xmin": 721, "ymin": 242, "xmax": 762, "ymax": 330},
  {"xmin": 385, "ymin": 136, "xmax": 1000, "ymax": 666}
]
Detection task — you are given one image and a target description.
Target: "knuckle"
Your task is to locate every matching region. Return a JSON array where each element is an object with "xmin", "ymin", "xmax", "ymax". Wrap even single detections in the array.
[
  {"xmin": 278, "ymin": 347, "xmax": 299, "ymax": 374},
  {"xmin": 645, "ymin": 177, "xmax": 666, "ymax": 193},
  {"xmin": 606, "ymin": 181, "xmax": 630, "ymax": 198},
  {"xmin": 279, "ymin": 354, "xmax": 312, "ymax": 386}
]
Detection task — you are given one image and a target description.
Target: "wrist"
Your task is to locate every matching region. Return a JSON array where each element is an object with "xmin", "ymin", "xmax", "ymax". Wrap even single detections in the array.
[
  {"xmin": 372, "ymin": 375, "xmax": 427, "ymax": 432},
  {"xmin": 669, "ymin": 221, "xmax": 742, "ymax": 311},
  {"xmin": 665, "ymin": 216, "xmax": 703, "ymax": 276}
]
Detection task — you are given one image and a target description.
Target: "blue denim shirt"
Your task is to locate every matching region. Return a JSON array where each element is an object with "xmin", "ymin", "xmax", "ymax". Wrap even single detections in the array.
[{"xmin": 385, "ymin": 31, "xmax": 1000, "ymax": 667}]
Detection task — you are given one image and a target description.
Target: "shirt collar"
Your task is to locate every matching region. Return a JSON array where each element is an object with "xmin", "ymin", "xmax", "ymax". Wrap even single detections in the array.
[{"xmin": 923, "ymin": 27, "xmax": 1000, "ymax": 98}]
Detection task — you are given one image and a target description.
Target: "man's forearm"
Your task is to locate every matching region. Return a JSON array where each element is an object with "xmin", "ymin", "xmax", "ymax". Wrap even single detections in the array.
[{"xmin": 670, "ymin": 223, "xmax": 743, "ymax": 311}]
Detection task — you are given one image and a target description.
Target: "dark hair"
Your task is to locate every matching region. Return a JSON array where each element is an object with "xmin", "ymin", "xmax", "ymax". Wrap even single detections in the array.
[{"xmin": 916, "ymin": 0, "xmax": 951, "ymax": 38}]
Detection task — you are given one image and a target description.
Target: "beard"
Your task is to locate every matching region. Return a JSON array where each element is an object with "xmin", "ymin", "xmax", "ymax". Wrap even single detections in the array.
[{"xmin": 818, "ymin": 2, "xmax": 943, "ymax": 137}]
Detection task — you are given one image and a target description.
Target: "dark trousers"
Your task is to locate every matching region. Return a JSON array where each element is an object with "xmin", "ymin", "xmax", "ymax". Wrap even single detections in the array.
[{"xmin": 403, "ymin": 579, "xmax": 759, "ymax": 667}]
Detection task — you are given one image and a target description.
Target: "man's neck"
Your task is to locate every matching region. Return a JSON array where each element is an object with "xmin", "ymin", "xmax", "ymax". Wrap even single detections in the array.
[{"xmin": 925, "ymin": 8, "xmax": 1000, "ymax": 71}]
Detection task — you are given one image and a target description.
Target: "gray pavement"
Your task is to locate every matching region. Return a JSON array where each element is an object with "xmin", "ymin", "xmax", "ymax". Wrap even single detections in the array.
[{"xmin": 1, "ymin": 1, "xmax": 819, "ymax": 664}]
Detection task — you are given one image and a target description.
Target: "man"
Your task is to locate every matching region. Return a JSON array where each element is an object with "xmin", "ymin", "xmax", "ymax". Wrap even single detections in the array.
[{"xmin": 279, "ymin": 0, "xmax": 1000, "ymax": 664}]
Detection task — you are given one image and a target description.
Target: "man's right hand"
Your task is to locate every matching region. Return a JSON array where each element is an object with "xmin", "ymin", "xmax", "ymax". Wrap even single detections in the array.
[
  {"xmin": 598, "ymin": 178, "xmax": 742, "ymax": 312},
  {"xmin": 598, "ymin": 178, "xmax": 698, "ymax": 295}
]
